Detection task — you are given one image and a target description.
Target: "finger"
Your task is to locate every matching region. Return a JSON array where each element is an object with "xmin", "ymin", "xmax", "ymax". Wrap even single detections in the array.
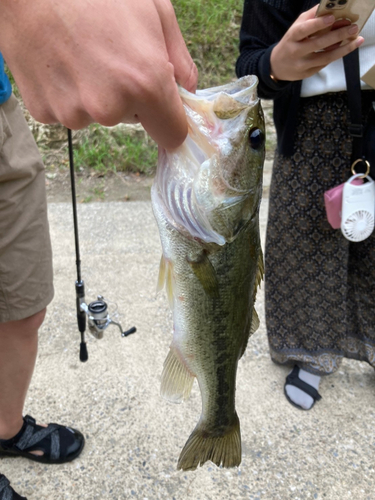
[
  {"xmin": 306, "ymin": 23, "xmax": 359, "ymax": 52},
  {"xmin": 137, "ymin": 63, "xmax": 188, "ymax": 150},
  {"xmin": 155, "ymin": 0, "xmax": 198, "ymax": 92},
  {"xmin": 309, "ymin": 36, "xmax": 364, "ymax": 69},
  {"xmin": 46, "ymin": 84, "xmax": 94, "ymax": 129},
  {"xmin": 292, "ymin": 13, "xmax": 336, "ymax": 42}
]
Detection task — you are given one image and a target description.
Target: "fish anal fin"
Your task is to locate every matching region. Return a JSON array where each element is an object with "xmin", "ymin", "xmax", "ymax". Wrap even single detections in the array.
[
  {"xmin": 186, "ymin": 251, "xmax": 219, "ymax": 298},
  {"xmin": 177, "ymin": 412, "xmax": 241, "ymax": 471},
  {"xmin": 160, "ymin": 347, "xmax": 195, "ymax": 404}
]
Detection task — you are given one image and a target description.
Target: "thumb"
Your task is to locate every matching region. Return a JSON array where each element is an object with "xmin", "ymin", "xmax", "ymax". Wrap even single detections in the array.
[
  {"xmin": 138, "ymin": 75, "xmax": 189, "ymax": 151},
  {"xmin": 155, "ymin": 0, "xmax": 198, "ymax": 92}
]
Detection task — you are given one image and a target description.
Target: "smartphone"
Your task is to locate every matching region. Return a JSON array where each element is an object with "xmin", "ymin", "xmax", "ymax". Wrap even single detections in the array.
[{"xmin": 316, "ymin": 0, "xmax": 375, "ymax": 34}]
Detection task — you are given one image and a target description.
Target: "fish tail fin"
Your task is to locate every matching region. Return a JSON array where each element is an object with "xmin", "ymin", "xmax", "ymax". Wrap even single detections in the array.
[
  {"xmin": 160, "ymin": 348, "xmax": 195, "ymax": 403},
  {"xmin": 177, "ymin": 413, "xmax": 241, "ymax": 471}
]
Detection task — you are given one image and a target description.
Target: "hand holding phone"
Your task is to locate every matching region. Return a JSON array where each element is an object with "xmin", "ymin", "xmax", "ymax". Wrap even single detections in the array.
[{"xmin": 270, "ymin": 5, "xmax": 364, "ymax": 82}]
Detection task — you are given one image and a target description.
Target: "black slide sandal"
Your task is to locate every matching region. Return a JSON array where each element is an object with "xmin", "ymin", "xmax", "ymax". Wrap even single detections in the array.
[{"xmin": 284, "ymin": 365, "xmax": 322, "ymax": 411}]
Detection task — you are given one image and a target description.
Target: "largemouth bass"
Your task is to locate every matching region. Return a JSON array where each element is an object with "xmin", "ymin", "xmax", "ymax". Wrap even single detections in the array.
[{"xmin": 151, "ymin": 76, "xmax": 265, "ymax": 471}]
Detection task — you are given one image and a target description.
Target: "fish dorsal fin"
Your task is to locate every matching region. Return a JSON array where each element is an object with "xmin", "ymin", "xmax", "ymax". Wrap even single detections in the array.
[
  {"xmin": 157, "ymin": 255, "xmax": 175, "ymax": 309},
  {"xmin": 186, "ymin": 251, "xmax": 219, "ymax": 298},
  {"xmin": 239, "ymin": 249, "xmax": 264, "ymax": 359},
  {"xmin": 160, "ymin": 347, "xmax": 195, "ymax": 403},
  {"xmin": 255, "ymin": 249, "xmax": 264, "ymax": 295},
  {"xmin": 239, "ymin": 307, "xmax": 260, "ymax": 359},
  {"xmin": 250, "ymin": 307, "xmax": 260, "ymax": 335}
]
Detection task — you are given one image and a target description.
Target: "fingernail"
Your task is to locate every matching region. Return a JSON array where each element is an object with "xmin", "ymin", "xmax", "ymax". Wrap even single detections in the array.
[
  {"xmin": 348, "ymin": 24, "xmax": 359, "ymax": 34},
  {"xmin": 324, "ymin": 15, "xmax": 335, "ymax": 24}
]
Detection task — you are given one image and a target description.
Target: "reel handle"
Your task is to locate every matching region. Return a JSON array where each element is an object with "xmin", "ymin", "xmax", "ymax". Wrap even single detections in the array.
[{"xmin": 122, "ymin": 326, "xmax": 137, "ymax": 337}]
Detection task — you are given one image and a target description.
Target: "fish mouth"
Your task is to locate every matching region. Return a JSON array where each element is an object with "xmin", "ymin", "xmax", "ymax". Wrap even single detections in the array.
[{"xmin": 179, "ymin": 75, "xmax": 259, "ymax": 107}]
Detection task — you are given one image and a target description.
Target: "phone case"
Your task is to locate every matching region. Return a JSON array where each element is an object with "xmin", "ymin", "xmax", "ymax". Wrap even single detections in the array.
[{"xmin": 316, "ymin": 0, "xmax": 375, "ymax": 34}]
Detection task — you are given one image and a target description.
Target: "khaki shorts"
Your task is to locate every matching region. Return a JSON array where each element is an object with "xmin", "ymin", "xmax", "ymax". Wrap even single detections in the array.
[{"xmin": 0, "ymin": 94, "xmax": 54, "ymax": 322}]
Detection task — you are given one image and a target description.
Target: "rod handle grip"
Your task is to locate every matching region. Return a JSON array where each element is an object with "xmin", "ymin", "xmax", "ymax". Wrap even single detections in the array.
[{"xmin": 80, "ymin": 341, "xmax": 88, "ymax": 362}]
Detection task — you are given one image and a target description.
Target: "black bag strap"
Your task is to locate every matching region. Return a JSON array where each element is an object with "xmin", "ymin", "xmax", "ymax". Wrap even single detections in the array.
[
  {"xmin": 343, "ymin": 50, "xmax": 363, "ymax": 160},
  {"xmin": 343, "ymin": 49, "xmax": 369, "ymax": 174}
]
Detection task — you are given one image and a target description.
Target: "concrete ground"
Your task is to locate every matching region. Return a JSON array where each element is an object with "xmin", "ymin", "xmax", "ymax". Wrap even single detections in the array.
[{"xmin": 2, "ymin": 161, "xmax": 375, "ymax": 499}]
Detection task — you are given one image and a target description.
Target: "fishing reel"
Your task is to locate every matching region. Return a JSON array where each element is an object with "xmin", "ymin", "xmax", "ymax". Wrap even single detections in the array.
[
  {"xmin": 75, "ymin": 280, "xmax": 136, "ymax": 362},
  {"xmin": 81, "ymin": 296, "xmax": 127, "ymax": 339}
]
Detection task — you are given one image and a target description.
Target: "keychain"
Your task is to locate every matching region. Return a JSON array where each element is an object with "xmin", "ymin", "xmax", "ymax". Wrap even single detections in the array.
[{"xmin": 341, "ymin": 168, "xmax": 375, "ymax": 242}]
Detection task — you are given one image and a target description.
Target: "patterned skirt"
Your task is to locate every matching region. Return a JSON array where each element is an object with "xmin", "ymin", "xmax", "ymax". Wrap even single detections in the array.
[{"xmin": 265, "ymin": 90, "xmax": 375, "ymax": 375}]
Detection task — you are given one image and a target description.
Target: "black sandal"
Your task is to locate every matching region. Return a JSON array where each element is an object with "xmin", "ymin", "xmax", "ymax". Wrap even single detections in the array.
[
  {"xmin": 284, "ymin": 365, "xmax": 322, "ymax": 411},
  {"xmin": 0, "ymin": 474, "xmax": 27, "ymax": 500},
  {"xmin": 0, "ymin": 415, "xmax": 84, "ymax": 464}
]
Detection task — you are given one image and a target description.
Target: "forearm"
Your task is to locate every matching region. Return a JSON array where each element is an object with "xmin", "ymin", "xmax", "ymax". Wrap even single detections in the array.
[
  {"xmin": 236, "ymin": 0, "xmax": 297, "ymax": 99},
  {"xmin": 0, "ymin": 0, "xmax": 198, "ymax": 150}
]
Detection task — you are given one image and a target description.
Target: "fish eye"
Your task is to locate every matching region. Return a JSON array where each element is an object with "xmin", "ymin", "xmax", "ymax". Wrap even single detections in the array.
[{"xmin": 248, "ymin": 128, "xmax": 264, "ymax": 150}]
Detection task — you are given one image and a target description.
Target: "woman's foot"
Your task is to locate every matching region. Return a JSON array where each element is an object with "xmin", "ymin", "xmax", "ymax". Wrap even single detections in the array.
[{"xmin": 284, "ymin": 365, "xmax": 322, "ymax": 410}]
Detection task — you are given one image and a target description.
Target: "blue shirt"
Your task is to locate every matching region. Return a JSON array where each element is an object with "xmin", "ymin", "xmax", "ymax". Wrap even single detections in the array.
[{"xmin": 0, "ymin": 53, "xmax": 12, "ymax": 105}]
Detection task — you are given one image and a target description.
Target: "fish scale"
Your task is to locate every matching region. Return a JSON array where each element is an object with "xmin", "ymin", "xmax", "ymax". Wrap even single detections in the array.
[{"xmin": 151, "ymin": 76, "xmax": 265, "ymax": 471}]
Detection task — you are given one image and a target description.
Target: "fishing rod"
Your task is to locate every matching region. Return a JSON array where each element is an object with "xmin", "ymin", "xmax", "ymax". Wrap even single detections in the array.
[{"xmin": 68, "ymin": 128, "xmax": 136, "ymax": 362}]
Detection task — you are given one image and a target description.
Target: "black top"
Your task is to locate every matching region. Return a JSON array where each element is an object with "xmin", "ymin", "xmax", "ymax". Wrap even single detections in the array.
[{"xmin": 235, "ymin": 0, "xmax": 320, "ymax": 156}]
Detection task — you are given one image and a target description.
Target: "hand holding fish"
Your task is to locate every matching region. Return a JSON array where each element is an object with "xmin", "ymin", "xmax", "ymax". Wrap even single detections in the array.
[
  {"xmin": 270, "ymin": 5, "xmax": 364, "ymax": 82},
  {"xmin": 0, "ymin": 0, "xmax": 197, "ymax": 149}
]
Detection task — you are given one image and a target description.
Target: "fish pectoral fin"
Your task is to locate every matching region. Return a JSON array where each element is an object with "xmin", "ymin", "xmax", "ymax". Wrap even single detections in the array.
[
  {"xmin": 156, "ymin": 255, "xmax": 167, "ymax": 293},
  {"xmin": 160, "ymin": 348, "xmax": 195, "ymax": 404},
  {"xmin": 177, "ymin": 412, "xmax": 241, "ymax": 471},
  {"xmin": 186, "ymin": 251, "xmax": 219, "ymax": 298},
  {"xmin": 157, "ymin": 255, "xmax": 175, "ymax": 309}
]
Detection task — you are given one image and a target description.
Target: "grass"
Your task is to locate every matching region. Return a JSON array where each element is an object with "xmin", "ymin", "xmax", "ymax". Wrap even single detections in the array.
[
  {"xmin": 172, "ymin": 0, "xmax": 243, "ymax": 88},
  {"xmin": 6, "ymin": 2, "xmax": 276, "ymax": 176},
  {"xmin": 70, "ymin": 124, "xmax": 158, "ymax": 176}
]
